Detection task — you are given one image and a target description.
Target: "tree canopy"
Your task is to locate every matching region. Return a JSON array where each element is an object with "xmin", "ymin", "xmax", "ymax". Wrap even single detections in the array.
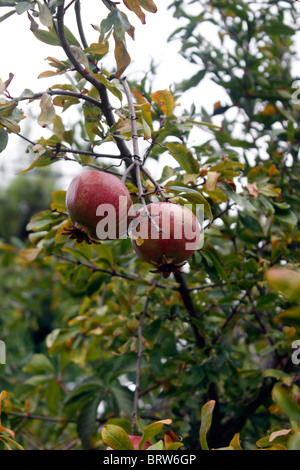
[{"xmin": 0, "ymin": 0, "xmax": 299, "ymax": 451}]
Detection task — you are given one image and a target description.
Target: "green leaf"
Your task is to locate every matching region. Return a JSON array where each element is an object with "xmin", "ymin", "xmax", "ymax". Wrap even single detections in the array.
[
  {"xmin": 265, "ymin": 268, "xmax": 300, "ymax": 303},
  {"xmin": 64, "ymin": 379, "xmax": 103, "ymax": 408},
  {"xmin": 272, "ymin": 386, "xmax": 300, "ymax": 425},
  {"xmin": 77, "ymin": 396, "xmax": 101, "ymax": 449},
  {"xmin": 23, "ymin": 354, "xmax": 55, "ymax": 375},
  {"xmin": 166, "ymin": 185, "xmax": 212, "ymax": 222},
  {"xmin": 167, "ymin": 142, "xmax": 199, "ymax": 173},
  {"xmin": 138, "ymin": 419, "xmax": 172, "ymax": 450},
  {"xmin": 105, "ymin": 418, "xmax": 132, "ymax": 435},
  {"xmin": 0, "ymin": 435, "xmax": 24, "ymax": 450},
  {"xmin": 274, "ymin": 306, "xmax": 300, "ymax": 328},
  {"xmin": 201, "ymin": 247, "xmax": 230, "ymax": 287},
  {"xmin": 238, "ymin": 211, "xmax": 263, "ymax": 234},
  {"xmin": 113, "ymin": 9, "xmax": 132, "ymax": 40},
  {"xmin": 101, "ymin": 425, "xmax": 134, "ymax": 450},
  {"xmin": 15, "ymin": 1, "xmax": 32, "ymax": 14},
  {"xmin": 23, "ymin": 374, "xmax": 52, "ymax": 386},
  {"xmin": 261, "ymin": 22, "xmax": 295, "ymax": 36},
  {"xmin": 288, "ymin": 432, "xmax": 300, "ymax": 450},
  {"xmin": 0, "ymin": 9, "xmax": 15, "ymax": 22},
  {"xmin": 179, "ymin": 69, "xmax": 206, "ymax": 92},
  {"xmin": 50, "ymin": 190, "xmax": 67, "ymax": 212},
  {"xmin": 26, "ymin": 210, "xmax": 58, "ymax": 232},
  {"xmin": 0, "ymin": 128, "xmax": 8, "ymax": 152},
  {"xmin": 199, "ymin": 400, "xmax": 215, "ymax": 450},
  {"xmin": 147, "ymin": 440, "xmax": 164, "ymax": 450},
  {"xmin": 34, "ymin": 26, "xmax": 80, "ymax": 47}
]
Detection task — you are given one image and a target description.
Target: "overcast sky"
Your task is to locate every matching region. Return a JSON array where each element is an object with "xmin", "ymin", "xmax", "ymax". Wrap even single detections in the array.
[
  {"xmin": 0, "ymin": 2, "xmax": 229, "ymax": 187},
  {"xmin": 0, "ymin": 1, "xmax": 299, "ymax": 187}
]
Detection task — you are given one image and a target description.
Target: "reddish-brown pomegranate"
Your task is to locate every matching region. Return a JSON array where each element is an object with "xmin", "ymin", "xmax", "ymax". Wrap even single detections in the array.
[
  {"xmin": 107, "ymin": 434, "xmax": 152, "ymax": 450},
  {"xmin": 66, "ymin": 170, "xmax": 132, "ymax": 241},
  {"xmin": 130, "ymin": 202, "xmax": 200, "ymax": 277}
]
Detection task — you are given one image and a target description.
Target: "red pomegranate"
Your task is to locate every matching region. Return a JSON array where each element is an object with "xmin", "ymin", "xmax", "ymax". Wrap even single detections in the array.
[
  {"xmin": 107, "ymin": 435, "xmax": 152, "ymax": 450},
  {"xmin": 130, "ymin": 202, "xmax": 200, "ymax": 277},
  {"xmin": 66, "ymin": 170, "xmax": 132, "ymax": 240}
]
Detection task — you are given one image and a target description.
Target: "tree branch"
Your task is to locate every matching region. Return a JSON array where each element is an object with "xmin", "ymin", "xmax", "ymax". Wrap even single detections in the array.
[
  {"xmin": 53, "ymin": 253, "xmax": 177, "ymax": 291},
  {"xmin": 55, "ymin": 1, "xmax": 134, "ymax": 176},
  {"xmin": 74, "ymin": 0, "xmax": 88, "ymax": 49},
  {"xmin": 13, "ymin": 89, "xmax": 104, "ymax": 109},
  {"xmin": 174, "ymin": 272, "xmax": 205, "ymax": 349},
  {"xmin": 131, "ymin": 292, "xmax": 152, "ymax": 434}
]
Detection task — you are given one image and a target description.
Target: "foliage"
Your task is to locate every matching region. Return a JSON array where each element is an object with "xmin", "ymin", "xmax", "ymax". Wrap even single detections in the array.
[
  {"xmin": 0, "ymin": 170, "xmax": 55, "ymax": 241},
  {"xmin": 0, "ymin": 0, "xmax": 299, "ymax": 451}
]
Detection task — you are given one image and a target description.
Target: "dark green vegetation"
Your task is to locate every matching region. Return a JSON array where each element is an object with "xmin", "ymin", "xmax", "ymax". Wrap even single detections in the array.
[{"xmin": 0, "ymin": 0, "xmax": 299, "ymax": 450}]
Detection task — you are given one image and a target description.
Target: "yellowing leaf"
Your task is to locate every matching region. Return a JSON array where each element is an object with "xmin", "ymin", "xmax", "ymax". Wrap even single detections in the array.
[
  {"xmin": 113, "ymin": 30, "xmax": 131, "ymax": 78},
  {"xmin": 183, "ymin": 173, "xmax": 199, "ymax": 185},
  {"xmin": 229, "ymin": 433, "xmax": 243, "ymax": 450},
  {"xmin": 0, "ymin": 390, "xmax": 8, "ymax": 402},
  {"xmin": 19, "ymin": 248, "xmax": 42, "ymax": 262},
  {"xmin": 38, "ymin": 2, "xmax": 53, "ymax": 28},
  {"xmin": 50, "ymin": 190, "xmax": 67, "ymax": 212},
  {"xmin": 132, "ymin": 90, "xmax": 152, "ymax": 128},
  {"xmin": 151, "ymin": 89, "xmax": 175, "ymax": 116},
  {"xmin": 137, "ymin": 0, "xmax": 157, "ymax": 13},
  {"xmin": 247, "ymin": 182, "xmax": 259, "ymax": 197},
  {"xmin": 205, "ymin": 171, "xmax": 221, "ymax": 191},
  {"xmin": 102, "ymin": 425, "xmax": 134, "ymax": 450},
  {"xmin": 199, "ymin": 400, "xmax": 215, "ymax": 450},
  {"xmin": 269, "ymin": 429, "xmax": 292, "ymax": 442},
  {"xmin": 37, "ymin": 93, "xmax": 56, "ymax": 127},
  {"xmin": 123, "ymin": 0, "xmax": 146, "ymax": 24},
  {"xmin": 69, "ymin": 45, "xmax": 90, "ymax": 73},
  {"xmin": 260, "ymin": 104, "xmax": 277, "ymax": 115},
  {"xmin": 38, "ymin": 70, "xmax": 58, "ymax": 79},
  {"xmin": 84, "ymin": 42, "xmax": 108, "ymax": 55},
  {"xmin": 138, "ymin": 419, "xmax": 172, "ymax": 450}
]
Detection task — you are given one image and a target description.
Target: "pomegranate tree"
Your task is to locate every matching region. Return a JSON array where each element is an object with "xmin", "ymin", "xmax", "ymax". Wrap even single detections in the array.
[
  {"xmin": 65, "ymin": 170, "xmax": 132, "ymax": 242},
  {"xmin": 130, "ymin": 201, "xmax": 200, "ymax": 278}
]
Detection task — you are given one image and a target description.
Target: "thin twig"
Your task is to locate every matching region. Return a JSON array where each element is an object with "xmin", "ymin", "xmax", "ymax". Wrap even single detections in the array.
[
  {"xmin": 120, "ymin": 77, "xmax": 140, "ymax": 159},
  {"xmin": 7, "ymin": 411, "xmax": 75, "ymax": 423},
  {"xmin": 55, "ymin": 1, "xmax": 134, "ymax": 175},
  {"xmin": 140, "ymin": 166, "xmax": 169, "ymax": 202},
  {"xmin": 122, "ymin": 162, "xmax": 135, "ymax": 184},
  {"xmin": 12, "ymin": 89, "xmax": 103, "ymax": 109},
  {"xmin": 53, "ymin": 146, "xmax": 122, "ymax": 160},
  {"xmin": 53, "ymin": 253, "xmax": 176, "ymax": 291},
  {"xmin": 131, "ymin": 291, "xmax": 152, "ymax": 434},
  {"xmin": 74, "ymin": 0, "xmax": 88, "ymax": 49},
  {"xmin": 174, "ymin": 272, "xmax": 205, "ymax": 349}
]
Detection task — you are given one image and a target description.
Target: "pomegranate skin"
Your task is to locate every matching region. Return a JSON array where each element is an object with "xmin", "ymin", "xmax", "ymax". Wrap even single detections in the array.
[
  {"xmin": 130, "ymin": 202, "xmax": 200, "ymax": 265},
  {"xmin": 107, "ymin": 435, "xmax": 152, "ymax": 450},
  {"xmin": 66, "ymin": 170, "xmax": 132, "ymax": 240}
]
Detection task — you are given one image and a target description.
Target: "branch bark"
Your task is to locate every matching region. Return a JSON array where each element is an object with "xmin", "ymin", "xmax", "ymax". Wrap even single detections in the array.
[
  {"xmin": 55, "ymin": 2, "xmax": 135, "ymax": 178},
  {"xmin": 174, "ymin": 272, "xmax": 205, "ymax": 349}
]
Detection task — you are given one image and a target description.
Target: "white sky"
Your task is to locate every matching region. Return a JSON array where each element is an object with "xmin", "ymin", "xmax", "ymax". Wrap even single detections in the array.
[
  {"xmin": 0, "ymin": 1, "xmax": 299, "ymax": 188},
  {"xmin": 0, "ymin": 1, "xmax": 227, "ymax": 187}
]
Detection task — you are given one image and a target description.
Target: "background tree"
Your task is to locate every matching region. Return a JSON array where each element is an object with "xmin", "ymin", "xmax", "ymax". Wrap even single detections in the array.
[{"xmin": 0, "ymin": 0, "xmax": 299, "ymax": 451}]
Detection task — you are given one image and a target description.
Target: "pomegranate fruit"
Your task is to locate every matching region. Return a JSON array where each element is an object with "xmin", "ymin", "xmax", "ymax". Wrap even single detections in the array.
[
  {"xmin": 107, "ymin": 435, "xmax": 152, "ymax": 450},
  {"xmin": 130, "ymin": 202, "xmax": 200, "ymax": 277},
  {"xmin": 65, "ymin": 170, "xmax": 132, "ymax": 241}
]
